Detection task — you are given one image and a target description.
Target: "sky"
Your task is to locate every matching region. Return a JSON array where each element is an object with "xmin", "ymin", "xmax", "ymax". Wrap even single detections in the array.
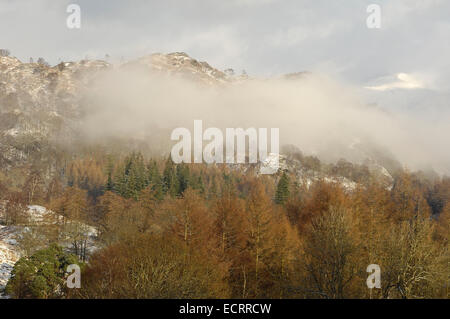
[
  {"xmin": 0, "ymin": 0, "xmax": 448, "ymax": 83},
  {"xmin": 1, "ymin": 0, "xmax": 450, "ymax": 171}
]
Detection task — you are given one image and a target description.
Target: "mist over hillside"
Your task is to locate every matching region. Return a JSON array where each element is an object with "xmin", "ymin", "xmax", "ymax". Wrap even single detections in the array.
[{"xmin": 0, "ymin": 52, "xmax": 449, "ymax": 175}]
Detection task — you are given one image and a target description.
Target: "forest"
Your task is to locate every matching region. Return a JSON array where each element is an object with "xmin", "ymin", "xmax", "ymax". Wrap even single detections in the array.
[{"xmin": 0, "ymin": 146, "xmax": 448, "ymax": 299}]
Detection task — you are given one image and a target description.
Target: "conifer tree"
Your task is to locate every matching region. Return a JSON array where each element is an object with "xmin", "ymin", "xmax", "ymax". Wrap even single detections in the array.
[
  {"xmin": 162, "ymin": 157, "xmax": 178, "ymax": 197},
  {"xmin": 112, "ymin": 153, "xmax": 147, "ymax": 199},
  {"xmin": 190, "ymin": 173, "xmax": 205, "ymax": 194},
  {"xmin": 113, "ymin": 161, "xmax": 129, "ymax": 198},
  {"xmin": 176, "ymin": 164, "xmax": 190, "ymax": 196},
  {"xmin": 147, "ymin": 160, "xmax": 159, "ymax": 185},
  {"xmin": 275, "ymin": 171, "xmax": 290, "ymax": 205},
  {"xmin": 152, "ymin": 174, "xmax": 164, "ymax": 201}
]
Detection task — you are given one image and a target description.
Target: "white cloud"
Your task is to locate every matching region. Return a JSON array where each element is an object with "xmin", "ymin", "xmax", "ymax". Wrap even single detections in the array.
[{"xmin": 365, "ymin": 73, "xmax": 425, "ymax": 91}]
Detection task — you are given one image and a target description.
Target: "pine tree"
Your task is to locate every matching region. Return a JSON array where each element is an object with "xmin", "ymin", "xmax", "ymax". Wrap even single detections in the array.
[
  {"xmin": 112, "ymin": 153, "xmax": 148, "ymax": 199},
  {"xmin": 146, "ymin": 160, "xmax": 158, "ymax": 185},
  {"xmin": 275, "ymin": 172, "xmax": 290, "ymax": 205},
  {"xmin": 5, "ymin": 245, "xmax": 82, "ymax": 299},
  {"xmin": 113, "ymin": 161, "xmax": 129, "ymax": 197},
  {"xmin": 127, "ymin": 153, "xmax": 147, "ymax": 199},
  {"xmin": 147, "ymin": 161, "xmax": 164, "ymax": 200},
  {"xmin": 162, "ymin": 157, "xmax": 178, "ymax": 197},
  {"xmin": 190, "ymin": 173, "xmax": 205, "ymax": 194},
  {"xmin": 176, "ymin": 164, "xmax": 190, "ymax": 196},
  {"xmin": 152, "ymin": 173, "xmax": 164, "ymax": 201}
]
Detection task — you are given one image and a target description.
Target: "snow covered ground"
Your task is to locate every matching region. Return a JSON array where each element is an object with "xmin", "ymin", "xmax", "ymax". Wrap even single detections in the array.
[{"xmin": 0, "ymin": 225, "xmax": 20, "ymax": 297}]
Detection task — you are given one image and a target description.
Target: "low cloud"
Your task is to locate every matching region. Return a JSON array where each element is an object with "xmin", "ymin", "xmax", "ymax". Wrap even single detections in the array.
[
  {"xmin": 78, "ymin": 66, "xmax": 450, "ymax": 174},
  {"xmin": 365, "ymin": 73, "xmax": 425, "ymax": 91}
]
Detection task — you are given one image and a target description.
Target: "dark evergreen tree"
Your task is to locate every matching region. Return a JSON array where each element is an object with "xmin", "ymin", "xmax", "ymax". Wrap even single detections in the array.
[
  {"xmin": 275, "ymin": 171, "xmax": 290, "ymax": 205},
  {"xmin": 146, "ymin": 160, "xmax": 159, "ymax": 185},
  {"xmin": 162, "ymin": 157, "xmax": 178, "ymax": 197},
  {"xmin": 176, "ymin": 164, "xmax": 190, "ymax": 196},
  {"xmin": 190, "ymin": 173, "xmax": 205, "ymax": 194},
  {"xmin": 113, "ymin": 152, "xmax": 147, "ymax": 199},
  {"xmin": 127, "ymin": 153, "xmax": 147, "ymax": 199},
  {"xmin": 5, "ymin": 245, "xmax": 83, "ymax": 299}
]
